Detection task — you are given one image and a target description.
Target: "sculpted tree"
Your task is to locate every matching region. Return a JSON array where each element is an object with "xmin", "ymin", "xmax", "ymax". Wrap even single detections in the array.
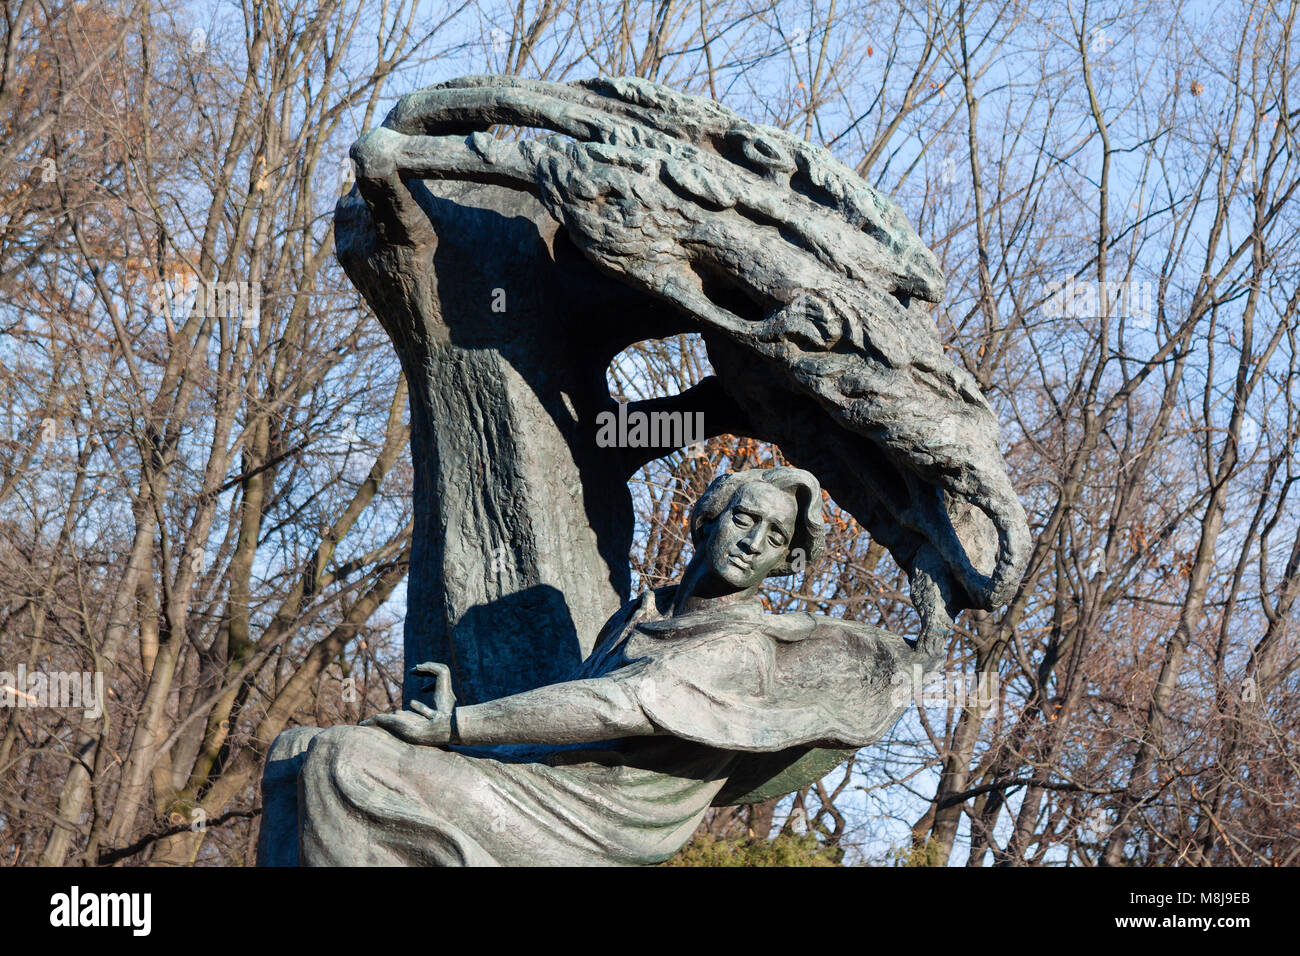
[{"xmin": 337, "ymin": 76, "xmax": 1029, "ymax": 733}]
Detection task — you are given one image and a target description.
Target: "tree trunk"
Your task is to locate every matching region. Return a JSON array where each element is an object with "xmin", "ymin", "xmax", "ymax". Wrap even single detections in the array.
[{"xmin": 336, "ymin": 180, "xmax": 683, "ymax": 704}]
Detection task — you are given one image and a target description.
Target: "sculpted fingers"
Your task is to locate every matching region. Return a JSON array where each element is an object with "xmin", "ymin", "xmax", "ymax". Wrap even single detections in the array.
[
  {"xmin": 411, "ymin": 661, "xmax": 457, "ymax": 712},
  {"xmin": 360, "ymin": 710, "xmax": 450, "ymax": 746}
]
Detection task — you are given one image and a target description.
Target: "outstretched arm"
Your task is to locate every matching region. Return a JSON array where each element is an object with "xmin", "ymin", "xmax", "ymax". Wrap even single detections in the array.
[
  {"xmin": 456, "ymin": 677, "xmax": 655, "ymax": 746},
  {"xmin": 361, "ymin": 667, "xmax": 656, "ymax": 748}
]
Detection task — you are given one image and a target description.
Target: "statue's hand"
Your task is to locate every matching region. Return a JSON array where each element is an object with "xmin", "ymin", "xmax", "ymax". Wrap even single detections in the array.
[
  {"xmin": 360, "ymin": 706, "xmax": 452, "ymax": 747},
  {"xmin": 411, "ymin": 660, "xmax": 456, "ymax": 713},
  {"xmin": 358, "ymin": 662, "xmax": 458, "ymax": 746}
]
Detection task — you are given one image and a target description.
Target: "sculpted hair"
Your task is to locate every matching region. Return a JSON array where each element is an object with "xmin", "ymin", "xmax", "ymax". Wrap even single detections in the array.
[{"xmin": 690, "ymin": 467, "xmax": 827, "ymax": 577}]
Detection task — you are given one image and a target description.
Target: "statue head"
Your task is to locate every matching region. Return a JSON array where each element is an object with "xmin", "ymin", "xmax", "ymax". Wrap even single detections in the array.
[{"xmin": 689, "ymin": 467, "xmax": 826, "ymax": 590}]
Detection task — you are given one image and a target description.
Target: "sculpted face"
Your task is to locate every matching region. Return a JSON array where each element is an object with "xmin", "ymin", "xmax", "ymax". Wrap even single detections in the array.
[{"xmin": 702, "ymin": 483, "xmax": 798, "ymax": 591}]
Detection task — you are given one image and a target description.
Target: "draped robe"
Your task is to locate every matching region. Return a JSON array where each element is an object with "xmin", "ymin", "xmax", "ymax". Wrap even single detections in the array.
[{"xmin": 258, "ymin": 587, "xmax": 922, "ymax": 866}]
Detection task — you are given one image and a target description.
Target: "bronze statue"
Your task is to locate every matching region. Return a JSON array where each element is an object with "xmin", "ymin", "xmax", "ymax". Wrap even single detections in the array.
[
  {"xmin": 261, "ymin": 467, "xmax": 934, "ymax": 866},
  {"xmin": 257, "ymin": 75, "xmax": 1029, "ymax": 866}
]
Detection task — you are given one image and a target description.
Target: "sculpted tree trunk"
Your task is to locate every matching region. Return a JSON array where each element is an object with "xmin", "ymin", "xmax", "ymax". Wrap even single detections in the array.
[
  {"xmin": 335, "ymin": 75, "xmax": 1029, "ymax": 718},
  {"xmin": 336, "ymin": 179, "xmax": 698, "ymax": 705}
]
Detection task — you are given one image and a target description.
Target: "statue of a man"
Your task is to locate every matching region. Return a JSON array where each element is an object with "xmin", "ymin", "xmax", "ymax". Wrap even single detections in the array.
[{"xmin": 259, "ymin": 466, "xmax": 926, "ymax": 865}]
